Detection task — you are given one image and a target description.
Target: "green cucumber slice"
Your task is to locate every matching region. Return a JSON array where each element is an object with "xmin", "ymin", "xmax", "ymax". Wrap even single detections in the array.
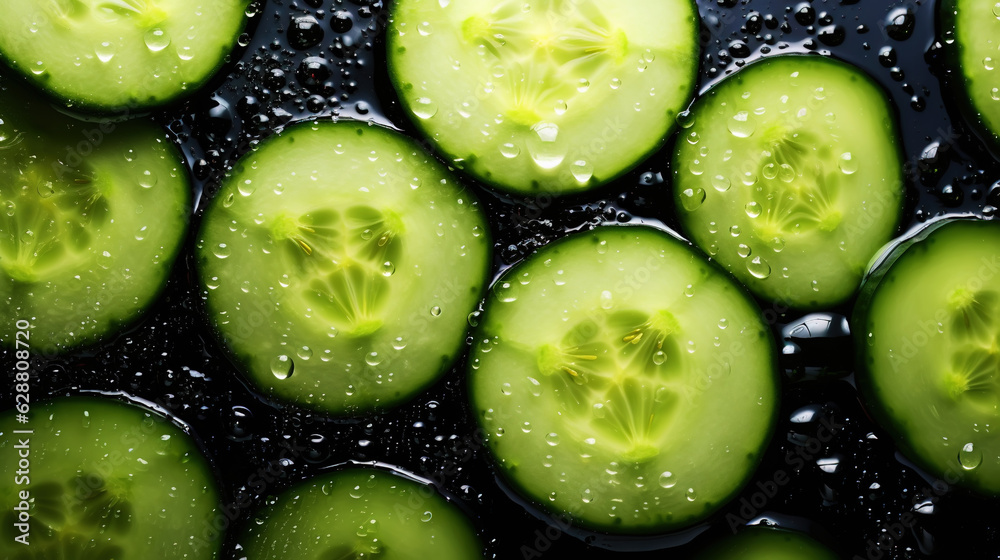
[
  {"xmin": 695, "ymin": 527, "xmax": 838, "ymax": 559},
  {"xmin": 238, "ymin": 467, "xmax": 482, "ymax": 559},
  {"xmin": 0, "ymin": 0, "xmax": 249, "ymax": 111},
  {"xmin": 0, "ymin": 396, "xmax": 223, "ymax": 559},
  {"xmin": 943, "ymin": 0, "xmax": 1000, "ymax": 151},
  {"xmin": 387, "ymin": 0, "xmax": 699, "ymax": 195},
  {"xmin": 468, "ymin": 225, "xmax": 779, "ymax": 533},
  {"xmin": 672, "ymin": 55, "xmax": 904, "ymax": 309},
  {"xmin": 855, "ymin": 218, "xmax": 1000, "ymax": 495},
  {"xmin": 198, "ymin": 121, "xmax": 492, "ymax": 416},
  {"xmin": 0, "ymin": 74, "xmax": 191, "ymax": 353}
]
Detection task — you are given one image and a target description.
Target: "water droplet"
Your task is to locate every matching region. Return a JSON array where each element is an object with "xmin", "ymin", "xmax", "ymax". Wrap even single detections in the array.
[
  {"xmin": 745, "ymin": 201, "xmax": 762, "ymax": 218},
  {"xmin": 659, "ymin": 472, "xmax": 676, "ymax": 488},
  {"xmin": 500, "ymin": 142, "xmax": 520, "ymax": 159},
  {"xmin": 139, "ymin": 170, "xmax": 157, "ymax": 189},
  {"xmin": 430, "ymin": 306, "xmax": 442, "ymax": 317},
  {"xmin": 581, "ymin": 488, "xmax": 594, "ymax": 503},
  {"xmin": 685, "ymin": 487, "xmax": 697, "ymax": 501},
  {"xmin": 213, "ymin": 243, "xmax": 231, "ymax": 259},
  {"xmin": 737, "ymin": 244, "xmax": 751, "ymax": 258},
  {"xmin": 652, "ymin": 351, "xmax": 667, "ymax": 365},
  {"xmin": 365, "ymin": 352, "xmax": 382, "ymax": 366},
  {"xmin": 96, "ymin": 42, "xmax": 116, "ymax": 63},
  {"xmin": 610, "ymin": 77, "xmax": 622, "ymax": 89},
  {"xmin": 495, "ymin": 281, "xmax": 518, "ymax": 303},
  {"xmin": 718, "ymin": 318, "xmax": 729, "ymax": 329},
  {"xmin": 576, "ymin": 78, "xmax": 590, "ymax": 93},
  {"xmin": 500, "ymin": 383, "xmax": 512, "ymax": 395},
  {"xmin": 381, "ymin": 261, "xmax": 395, "ymax": 277},
  {"xmin": 527, "ymin": 122, "xmax": 565, "ymax": 169},
  {"xmin": 747, "ymin": 256, "xmax": 771, "ymax": 279},
  {"xmin": 545, "ymin": 432, "xmax": 560, "ymax": 446},
  {"xmin": 680, "ymin": 188, "xmax": 706, "ymax": 211},
  {"xmin": 571, "ymin": 160, "xmax": 594, "ymax": 184},
  {"xmin": 600, "ymin": 290, "xmax": 614, "ymax": 310},
  {"xmin": 271, "ymin": 355, "xmax": 294, "ymax": 379},
  {"xmin": 959, "ymin": 442, "xmax": 983, "ymax": 470},
  {"xmin": 839, "ymin": 152, "xmax": 858, "ymax": 174},
  {"xmin": 412, "ymin": 97, "xmax": 438, "ymax": 119},
  {"xmin": 727, "ymin": 111, "xmax": 756, "ymax": 137},
  {"xmin": 144, "ymin": 28, "xmax": 170, "ymax": 52},
  {"xmin": 418, "ymin": 21, "xmax": 433, "ymax": 35},
  {"xmin": 711, "ymin": 174, "xmax": 731, "ymax": 192}
]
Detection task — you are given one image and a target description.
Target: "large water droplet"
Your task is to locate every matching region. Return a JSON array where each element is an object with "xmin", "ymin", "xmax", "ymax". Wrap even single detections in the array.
[
  {"xmin": 680, "ymin": 188, "xmax": 706, "ymax": 211},
  {"xmin": 959, "ymin": 442, "xmax": 983, "ymax": 470},
  {"xmin": 412, "ymin": 97, "xmax": 438, "ymax": 119},
  {"xmin": 727, "ymin": 111, "xmax": 756, "ymax": 138},
  {"xmin": 659, "ymin": 471, "xmax": 676, "ymax": 488},
  {"xmin": 571, "ymin": 160, "xmax": 594, "ymax": 184},
  {"xmin": 747, "ymin": 256, "xmax": 771, "ymax": 279},
  {"xmin": 144, "ymin": 28, "xmax": 171, "ymax": 52},
  {"xmin": 839, "ymin": 152, "xmax": 858, "ymax": 174},
  {"xmin": 271, "ymin": 355, "xmax": 294, "ymax": 379},
  {"xmin": 527, "ymin": 122, "xmax": 566, "ymax": 169}
]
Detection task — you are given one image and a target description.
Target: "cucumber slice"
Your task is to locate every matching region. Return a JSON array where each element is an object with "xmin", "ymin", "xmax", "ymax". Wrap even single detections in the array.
[
  {"xmin": 387, "ymin": 0, "xmax": 699, "ymax": 195},
  {"xmin": 672, "ymin": 55, "xmax": 904, "ymax": 309},
  {"xmin": 943, "ymin": 0, "xmax": 1000, "ymax": 151},
  {"xmin": 198, "ymin": 121, "xmax": 491, "ymax": 416},
  {"xmin": 0, "ymin": 0, "xmax": 249, "ymax": 111},
  {"xmin": 0, "ymin": 74, "xmax": 191, "ymax": 353},
  {"xmin": 468, "ymin": 225, "xmax": 779, "ymax": 533},
  {"xmin": 238, "ymin": 467, "xmax": 482, "ymax": 559},
  {"xmin": 0, "ymin": 396, "xmax": 223, "ymax": 559},
  {"xmin": 695, "ymin": 527, "xmax": 838, "ymax": 559},
  {"xmin": 855, "ymin": 218, "xmax": 1000, "ymax": 495}
]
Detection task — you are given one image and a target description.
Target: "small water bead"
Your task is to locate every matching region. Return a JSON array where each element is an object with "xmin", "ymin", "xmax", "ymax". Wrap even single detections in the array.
[
  {"xmin": 676, "ymin": 110, "xmax": 695, "ymax": 129},
  {"xmin": 412, "ymin": 97, "xmax": 438, "ymax": 119},
  {"xmin": 500, "ymin": 383, "xmax": 512, "ymax": 395},
  {"xmin": 96, "ymin": 41, "xmax": 116, "ymax": 63},
  {"xmin": 658, "ymin": 471, "xmax": 676, "ymax": 489},
  {"xmin": 959, "ymin": 442, "xmax": 983, "ymax": 470},
  {"xmin": 652, "ymin": 351, "xmax": 667, "ymax": 365},
  {"xmin": 685, "ymin": 487, "xmax": 697, "ymax": 502},
  {"xmin": 747, "ymin": 256, "xmax": 771, "ymax": 279},
  {"xmin": 987, "ymin": 57, "xmax": 996, "ymax": 71},
  {"xmin": 527, "ymin": 122, "xmax": 566, "ymax": 169},
  {"xmin": 577, "ymin": 78, "xmax": 590, "ymax": 93},
  {"xmin": 718, "ymin": 318, "xmax": 729, "ymax": 329},
  {"xmin": 727, "ymin": 111, "xmax": 756, "ymax": 138},
  {"xmin": 417, "ymin": 21, "xmax": 433, "ymax": 36},
  {"xmin": 730, "ymin": 225, "xmax": 741, "ymax": 237},
  {"xmin": 144, "ymin": 28, "xmax": 170, "ymax": 52},
  {"xmin": 610, "ymin": 77, "xmax": 622, "ymax": 89},
  {"xmin": 686, "ymin": 131, "xmax": 700, "ymax": 145},
  {"xmin": 762, "ymin": 163, "xmax": 778, "ymax": 180},
  {"xmin": 741, "ymin": 170, "xmax": 758, "ymax": 186},
  {"xmin": 737, "ymin": 244, "xmax": 752, "ymax": 258},
  {"xmin": 712, "ymin": 174, "xmax": 731, "ymax": 192},
  {"xmin": 545, "ymin": 433, "xmax": 560, "ymax": 446},
  {"xmin": 684, "ymin": 284, "xmax": 695, "ymax": 297},
  {"xmin": 686, "ymin": 341, "xmax": 697, "ymax": 354},
  {"xmin": 430, "ymin": 306, "xmax": 442, "ymax": 316},
  {"xmin": 500, "ymin": 142, "xmax": 520, "ymax": 159},
  {"xmin": 571, "ymin": 160, "xmax": 594, "ymax": 183},
  {"xmin": 600, "ymin": 290, "xmax": 614, "ymax": 310},
  {"xmin": 778, "ymin": 164, "xmax": 795, "ymax": 183},
  {"xmin": 521, "ymin": 421, "xmax": 532, "ymax": 433},
  {"xmin": 592, "ymin": 403, "xmax": 606, "ymax": 418},
  {"xmin": 270, "ymin": 355, "xmax": 293, "ymax": 380},
  {"xmin": 554, "ymin": 100, "xmax": 568, "ymax": 115},
  {"xmin": 582, "ymin": 488, "xmax": 594, "ymax": 503},
  {"xmin": 495, "ymin": 281, "xmax": 518, "ymax": 303},
  {"xmin": 745, "ymin": 201, "xmax": 762, "ymax": 218},
  {"xmin": 839, "ymin": 152, "xmax": 858, "ymax": 174},
  {"xmin": 381, "ymin": 261, "xmax": 395, "ymax": 277},
  {"xmin": 297, "ymin": 346, "xmax": 314, "ymax": 360},
  {"xmin": 811, "ymin": 280, "xmax": 820, "ymax": 292},
  {"xmin": 680, "ymin": 188, "xmax": 706, "ymax": 211},
  {"xmin": 213, "ymin": 243, "xmax": 231, "ymax": 258}
]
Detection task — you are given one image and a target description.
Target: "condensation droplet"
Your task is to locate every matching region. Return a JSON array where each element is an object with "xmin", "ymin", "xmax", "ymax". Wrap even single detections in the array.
[{"xmin": 271, "ymin": 355, "xmax": 294, "ymax": 380}]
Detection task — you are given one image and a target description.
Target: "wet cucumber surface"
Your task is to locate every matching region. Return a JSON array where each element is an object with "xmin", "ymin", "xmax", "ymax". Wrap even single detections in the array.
[{"xmin": 2, "ymin": 0, "xmax": 1000, "ymax": 558}]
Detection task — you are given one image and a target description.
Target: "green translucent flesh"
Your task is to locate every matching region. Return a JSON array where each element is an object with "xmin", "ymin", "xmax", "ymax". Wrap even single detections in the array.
[
  {"xmin": 0, "ymin": 0, "xmax": 249, "ymax": 110},
  {"xmin": 0, "ymin": 397, "xmax": 222, "ymax": 559},
  {"xmin": 695, "ymin": 527, "xmax": 838, "ymax": 560},
  {"xmin": 950, "ymin": 0, "xmax": 1000, "ymax": 145},
  {"xmin": 469, "ymin": 226, "xmax": 778, "ymax": 533},
  {"xmin": 198, "ymin": 122, "xmax": 491, "ymax": 415},
  {"xmin": 859, "ymin": 220, "xmax": 1000, "ymax": 495},
  {"xmin": 387, "ymin": 0, "xmax": 699, "ymax": 195},
  {"xmin": 674, "ymin": 55, "xmax": 903, "ymax": 309},
  {"xmin": 240, "ymin": 469, "xmax": 482, "ymax": 559},
  {"xmin": 0, "ymin": 83, "xmax": 191, "ymax": 353}
]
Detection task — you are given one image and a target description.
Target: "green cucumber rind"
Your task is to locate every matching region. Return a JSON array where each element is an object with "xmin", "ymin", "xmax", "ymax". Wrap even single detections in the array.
[
  {"xmin": 385, "ymin": 0, "xmax": 701, "ymax": 196},
  {"xmin": 197, "ymin": 119, "xmax": 493, "ymax": 416},
  {"xmin": 0, "ymin": 3, "xmax": 250, "ymax": 113},
  {"xmin": 0, "ymin": 395, "xmax": 223, "ymax": 559},
  {"xmin": 695, "ymin": 526, "xmax": 839, "ymax": 559},
  {"xmin": 238, "ymin": 466, "xmax": 483, "ymax": 559},
  {"xmin": 672, "ymin": 53, "xmax": 905, "ymax": 310},
  {"xmin": 468, "ymin": 224, "xmax": 780, "ymax": 534},
  {"xmin": 0, "ymin": 76, "xmax": 193, "ymax": 353},
  {"xmin": 940, "ymin": 0, "xmax": 1000, "ymax": 158},
  {"xmin": 853, "ymin": 216, "xmax": 1000, "ymax": 495}
]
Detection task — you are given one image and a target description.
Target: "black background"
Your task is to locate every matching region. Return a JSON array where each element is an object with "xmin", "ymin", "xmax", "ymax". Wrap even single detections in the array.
[{"xmin": 3, "ymin": 0, "xmax": 1000, "ymax": 558}]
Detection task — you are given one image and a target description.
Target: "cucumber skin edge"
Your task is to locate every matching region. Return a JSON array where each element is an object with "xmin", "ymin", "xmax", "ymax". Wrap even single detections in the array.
[
  {"xmin": 851, "ymin": 216, "xmax": 1000, "ymax": 497},
  {"xmin": 466, "ymin": 223, "xmax": 782, "ymax": 535},
  {"xmin": 383, "ymin": 0, "xmax": 702, "ymax": 197}
]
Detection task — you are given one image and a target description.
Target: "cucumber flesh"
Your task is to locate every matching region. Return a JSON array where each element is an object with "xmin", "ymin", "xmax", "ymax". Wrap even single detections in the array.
[
  {"xmin": 198, "ymin": 121, "xmax": 492, "ymax": 416},
  {"xmin": 0, "ymin": 0, "xmax": 249, "ymax": 110},
  {"xmin": 672, "ymin": 55, "xmax": 903, "ymax": 309},
  {"xmin": 855, "ymin": 218, "xmax": 1000, "ymax": 495},
  {"xmin": 0, "ymin": 74, "xmax": 191, "ymax": 353},
  {"xmin": 0, "ymin": 397, "xmax": 223, "ymax": 559},
  {"xmin": 695, "ymin": 526, "xmax": 839, "ymax": 559},
  {"xmin": 238, "ymin": 468, "xmax": 482, "ymax": 559},
  {"xmin": 944, "ymin": 0, "xmax": 1000, "ymax": 150},
  {"xmin": 468, "ymin": 225, "xmax": 779, "ymax": 533},
  {"xmin": 387, "ymin": 0, "xmax": 699, "ymax": 195}
]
